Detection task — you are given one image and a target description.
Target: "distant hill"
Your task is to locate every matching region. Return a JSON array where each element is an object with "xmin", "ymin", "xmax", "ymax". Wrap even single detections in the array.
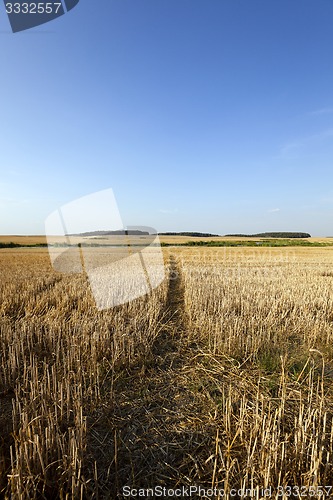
[
  {"xmin": 224, "ymin": 232, "xmax": 311, "ymax": 238},
  {"xmin": 66, "ymin": 230, "xmax": 311, "ymax": 239},
  {"xmin": 67, "ymin": 230, "xmax": 150, "ymax": 237},
  {"xmin": 159, "ymin": 232, "xmax": 220, "ymax": 237}
]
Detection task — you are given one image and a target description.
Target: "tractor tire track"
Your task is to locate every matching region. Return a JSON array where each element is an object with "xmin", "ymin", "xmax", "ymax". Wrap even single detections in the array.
[{"xmin": 86, "ymin": 255, "xmax": 214, "ymax": 498}]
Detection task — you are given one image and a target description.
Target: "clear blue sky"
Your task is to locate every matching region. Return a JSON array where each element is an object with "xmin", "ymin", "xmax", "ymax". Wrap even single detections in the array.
[{"xmin": 1, "ymin": 0, "xmax": 333, "ymax": 235}]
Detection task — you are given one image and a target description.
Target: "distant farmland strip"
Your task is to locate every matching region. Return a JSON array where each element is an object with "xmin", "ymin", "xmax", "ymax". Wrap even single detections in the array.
[
  {"xmin": 0, "ymin": 242, "xmax": 48, "ymax": 249},
  {"xmin": 2, "ymin": 240, "xmax": 333, "ymax": 249}
]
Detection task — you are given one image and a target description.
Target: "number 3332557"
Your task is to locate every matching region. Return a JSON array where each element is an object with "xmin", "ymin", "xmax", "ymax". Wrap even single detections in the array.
[{"xmin": 5, "ymin": 3, "xmax": 62, "ymax": 14}]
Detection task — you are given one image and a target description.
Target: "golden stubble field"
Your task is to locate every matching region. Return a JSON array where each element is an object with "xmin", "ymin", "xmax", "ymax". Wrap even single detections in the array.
[{"xmin": 1, "ymin": 245, "xmax": 333, "ymax": 498}]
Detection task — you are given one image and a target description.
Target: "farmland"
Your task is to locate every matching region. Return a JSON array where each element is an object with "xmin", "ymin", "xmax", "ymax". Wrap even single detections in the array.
[{"xmin": 1, "ymin": 245, "xmax": 333, "ymax": 498}]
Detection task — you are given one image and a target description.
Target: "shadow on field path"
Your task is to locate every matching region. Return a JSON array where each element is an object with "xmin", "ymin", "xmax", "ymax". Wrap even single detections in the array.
[
  {"xmin": 150, "ymin": 254, "xmax": 187, "ymax": 368},
  {"xmin": 88, "ymin": 254, "xmax": 215, "ymax": 498}
]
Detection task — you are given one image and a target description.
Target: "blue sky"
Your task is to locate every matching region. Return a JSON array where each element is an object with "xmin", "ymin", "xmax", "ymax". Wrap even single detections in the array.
[{"xmin": 1, "ymin": 0, "xmax": 333, "ymax": 235}]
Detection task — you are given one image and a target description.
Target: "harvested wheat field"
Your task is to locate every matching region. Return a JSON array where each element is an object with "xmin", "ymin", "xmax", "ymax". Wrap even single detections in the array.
[{"xmin": 1, "ymin": 246, "xmax": 333, "ymax": 498}]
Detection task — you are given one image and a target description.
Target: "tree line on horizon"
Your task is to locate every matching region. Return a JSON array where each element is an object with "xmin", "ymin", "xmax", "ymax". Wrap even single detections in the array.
[
  {"xmin": 224, "ymin": 232, "xmax": 311, "ymax": 238},
  {"xmin": 160, "ymin": 232, "xmax": 311, "ymax": 238}
]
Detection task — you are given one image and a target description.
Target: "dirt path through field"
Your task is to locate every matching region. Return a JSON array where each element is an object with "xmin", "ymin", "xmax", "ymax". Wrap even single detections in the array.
[{"xmin": 86, "ymin": 254, "xmax": 214, "ymax": 497}]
